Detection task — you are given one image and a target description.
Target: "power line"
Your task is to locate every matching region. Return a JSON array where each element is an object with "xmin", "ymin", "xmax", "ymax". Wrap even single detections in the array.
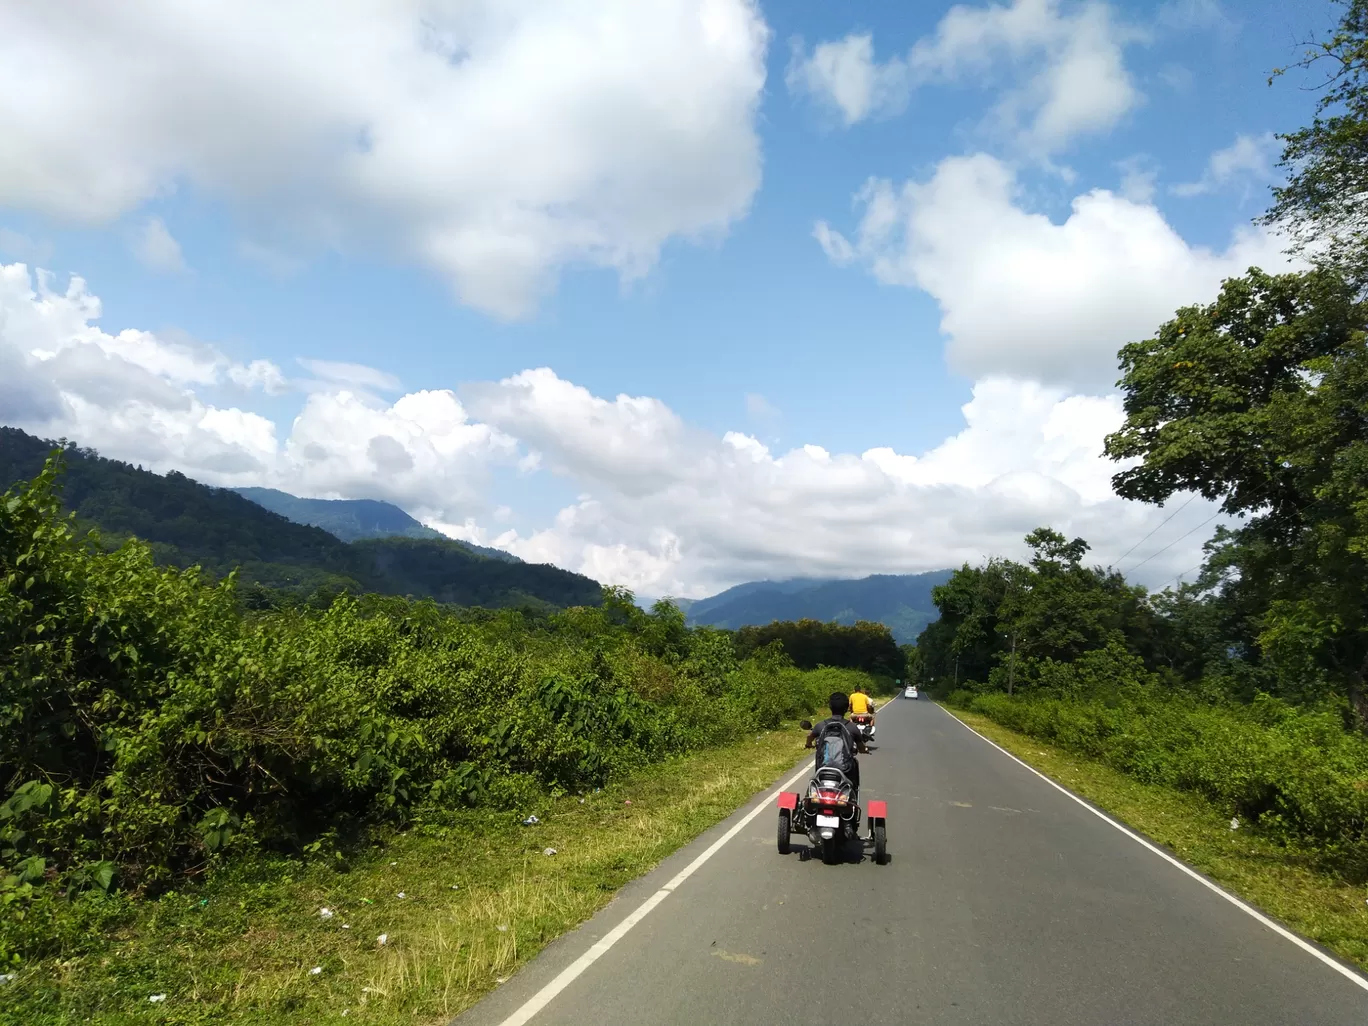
[
  {"xmin": 1126, "ymin": 508, "xmax": 1225, "ymax": 574},
  {"xmin": 1113, "ymin": 493, "xmax": 1197, "ymax": 567},
  {"xmin": 1161, "ymin": 561, "xmax": 1206, "ymax": 591}
]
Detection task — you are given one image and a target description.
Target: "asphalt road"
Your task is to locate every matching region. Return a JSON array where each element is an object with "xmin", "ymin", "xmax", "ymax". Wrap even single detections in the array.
[{"xmin": 454, "ymin": 697, "xmax": 1368, "ymax": 1026}]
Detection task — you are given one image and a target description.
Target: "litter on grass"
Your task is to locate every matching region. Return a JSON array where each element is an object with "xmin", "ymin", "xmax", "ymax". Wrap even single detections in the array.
[
  {"xmin": 377, "ymin": 934, "xmax": 388, "ymax": 946},
  {"xmin": 521, "ymin": 815, "xmax": 540, "ymax": 826},
  {"xmin": 497, "ymin": 924, "xmax": 508, "ymax": 933},
  {"xmin": 543, "ymin": 848, "xmax": 557, "ymax": 856},
  {"xmin": 319, "ymin": 907, "xmax": 335, "ymax": 919},
  {"xmin": 148, "ymin": 994, "xmax": 167, "ymax": 1003},
  {"xmin": 310, "ymin": 967, "xmax": 323, "ymax": 976},
  {"xmin": 1230, "ymin": 818, "xmax": 1239, "ymax": 830}
]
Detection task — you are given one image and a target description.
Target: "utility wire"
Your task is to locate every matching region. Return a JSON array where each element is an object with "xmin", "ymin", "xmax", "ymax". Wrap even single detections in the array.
[
  {"xmin": 1112, "ymin": 492, "xmax": 1197, "ymax": 567},
  {"xmin": 1125, "ymin": 508, "xmax": 1225, "ymax": 574}
]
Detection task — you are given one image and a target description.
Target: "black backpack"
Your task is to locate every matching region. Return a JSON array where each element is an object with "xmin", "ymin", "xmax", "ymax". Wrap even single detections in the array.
[{"xmin": 814, "ymin": 719, "xmax": 856, "ymax": 776}]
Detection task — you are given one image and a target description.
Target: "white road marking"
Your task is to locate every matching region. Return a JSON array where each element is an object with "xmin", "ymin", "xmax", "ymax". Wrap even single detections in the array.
[
  {"xmin": 939, "ymin": 704, "xmax": 1368, "ymax": 994},
  {"xmin": 496, "ymin": 703, "xmax": 905, "ymax": 1026},
  {"xmin": 494, "ymin": 762, "xmax": 810, "ymax": 1025}
]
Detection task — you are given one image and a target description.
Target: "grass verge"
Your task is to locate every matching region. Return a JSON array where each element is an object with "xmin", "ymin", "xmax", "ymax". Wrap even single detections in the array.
[
  {"xmin": 941, "ymin": 703, "xmax": 1368, "ymax": 973},
  {"xmin": 3, "ymin": 724, "xmax": 812, "ymax": 1026}
]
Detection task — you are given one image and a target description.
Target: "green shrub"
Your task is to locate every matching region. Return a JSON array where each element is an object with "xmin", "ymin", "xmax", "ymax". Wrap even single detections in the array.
[{"xmin": 1, "ymin": 455, "xmax": 861, "ymax": 939}]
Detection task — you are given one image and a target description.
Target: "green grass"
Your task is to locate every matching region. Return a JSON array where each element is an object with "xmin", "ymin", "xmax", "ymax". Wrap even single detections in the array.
[
  {"xmin": 2, "ymin": 725, "xmax": 813, "ymax": 1026},
  {"xmin": 941, "ymin": 703, "xmax": 1368, "ymax": 972}
]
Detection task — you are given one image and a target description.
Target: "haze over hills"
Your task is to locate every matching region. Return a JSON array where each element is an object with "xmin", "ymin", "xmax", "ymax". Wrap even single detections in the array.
[
  {"xmin": 0, "ymin": 428, "xmax": 598, "ymax": 610},
  {"xmin": 234, "ymin": 486, "xmax": 522, "ymax": 563},
  {"xmin": 683, "ymin": 571, "xmax": 953, "ymax": 644}
]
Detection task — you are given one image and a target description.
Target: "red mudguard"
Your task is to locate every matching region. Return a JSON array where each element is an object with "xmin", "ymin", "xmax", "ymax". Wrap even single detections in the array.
[
  {"xmin": 866, "ymin": 800, "xmax": 887, "ymax": 819},
  {"xmin": 777, "ymin": 791, "xmax": 798, "ymax": 810}
]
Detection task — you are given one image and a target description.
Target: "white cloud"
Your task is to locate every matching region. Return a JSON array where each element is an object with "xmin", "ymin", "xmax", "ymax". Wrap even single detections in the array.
[
  {"xmin": 789, "ymin": 0, "xmax": 1143, "ymax": 154},
  {"xmin": 132, "ymin": 216, "xmax": 187, "ymax": 273},
  {"xmin": 462, "ymin": 369, "xmax": 1226, "ymax": 597},
  {"xmin": 227, "ymin": 359, "xmax": 289, "ymax": 395},
  {"xmin": 1173, "ymin": 132, "xmax": 1280, "ymax": 198},
  {"xmin": 1115, "ymin": 156, "xmax": 1158, "ymax": 203},
  {"xmin": 785, "ymin": 33, "xmax": 909, "ymax": 125},
  {"xmin": 813, "ymin": 152, "xmax": 1298, "ymax": 388},
  {"xmin": 297, "ymin": 359, "xmax": 402, "ymax": 395},
  {"xmin": 0, "ymin": 262, "xmax": 506, "ymax": 503},
  {"xmin": 0, "ymin": 0, "xmax": 769, "ymax": 319},
  {"xmin": 2, "ymin": 261, "xmax": 1230, "ymax": 598}
]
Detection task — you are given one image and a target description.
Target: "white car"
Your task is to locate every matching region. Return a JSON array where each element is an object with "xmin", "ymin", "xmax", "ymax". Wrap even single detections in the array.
[{"xmin": 905, "ymin": 686, "xmax": 918, "ymax": 699}]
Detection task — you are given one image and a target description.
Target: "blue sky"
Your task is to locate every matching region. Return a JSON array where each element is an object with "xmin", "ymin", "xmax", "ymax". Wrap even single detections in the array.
[{"xmin": 0, "ymin": 0, "xmax": 1338, "ymax": 597}]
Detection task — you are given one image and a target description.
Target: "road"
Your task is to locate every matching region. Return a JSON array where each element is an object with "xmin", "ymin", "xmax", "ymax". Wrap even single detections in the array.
[{"xmin": 453, "ymin": 697, "xmax": 1368, "ymax": 1026}]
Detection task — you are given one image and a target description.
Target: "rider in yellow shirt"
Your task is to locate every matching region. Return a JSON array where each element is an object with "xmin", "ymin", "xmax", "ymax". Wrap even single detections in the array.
[{"xmin": 849, "ymin": 685, "xmax": 875, "ymax": 718}]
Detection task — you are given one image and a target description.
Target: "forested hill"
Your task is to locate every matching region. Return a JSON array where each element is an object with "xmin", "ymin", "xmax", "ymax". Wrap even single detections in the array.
[
  {"xmin": 234, "ymin": 486, "xmax": 523, "ymax": 564},
  {"xmin": 685, "ymin": 571, "xmax": 953, "ymax": 643},
  {"xmin": 234, "ymin": 486, "xmax": 445, "ymax": 542},
  {"xmin": 0, "ymin": 428, "xmax": 601, "ymax": 609}
]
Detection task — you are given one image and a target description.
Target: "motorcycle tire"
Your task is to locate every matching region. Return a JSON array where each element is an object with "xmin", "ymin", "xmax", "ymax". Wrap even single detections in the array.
[
  {"xmin": 777, "ymin": 810, "xmax": 791, "ymax": 855},
  {"xmin": 821, "ymin": 835, "xmax": 840, "ymax": 865},
  {"xmin": 873, "ymin": 822, "xmax": 887, "ymax": 865}
]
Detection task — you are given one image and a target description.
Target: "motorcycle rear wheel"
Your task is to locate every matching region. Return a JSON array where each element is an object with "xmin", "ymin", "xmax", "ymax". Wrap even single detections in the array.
[
  {"xmin": 821, "ymin": 835, "xmax": 840, "ymax": 865},
  {"xmin": 777, "ymin": 810, "xmax": 791, "ymax": 855},
  {"xmin": 873, "ymin": 822, "xmax": 887, "ymax": 865}
]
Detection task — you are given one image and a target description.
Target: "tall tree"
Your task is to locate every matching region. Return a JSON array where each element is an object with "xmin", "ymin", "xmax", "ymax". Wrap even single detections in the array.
[
  {"xmin": 1104, "ymin": 267, "xmax": 1368, "ymax": 721},
  {"xmin": 1263, "ymin": 0, "xmax": 1368, "ymax": 278}
]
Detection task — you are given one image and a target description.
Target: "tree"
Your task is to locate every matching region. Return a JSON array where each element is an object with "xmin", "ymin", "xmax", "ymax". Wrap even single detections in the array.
[
  {"xmin": 1262, "ymin": 0, "xmax": 1368, "ymax": 278},
  {"xmin": 1104, "ymin": 267, "xmax": 1368, "ymax": 722}
]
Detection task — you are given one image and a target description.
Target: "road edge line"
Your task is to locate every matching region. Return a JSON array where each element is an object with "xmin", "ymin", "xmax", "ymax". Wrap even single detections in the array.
[
  {"xmin": 495, "ymin": 759, "xmax": 814, "ymax": 1026},
  {"xmin": 937, "ymin": 702, "xmax": 1368, "ymax": 994}
]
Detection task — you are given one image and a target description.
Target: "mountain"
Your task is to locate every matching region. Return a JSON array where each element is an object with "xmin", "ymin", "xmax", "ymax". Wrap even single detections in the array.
[
  {"xmin": 685, "ymin": 571, "xmax": 954, "ymax": 644},
  {"xmin": 234, "ymin": 486, "xmax": 522, "ymax": 563},
  {"xmin": 233, "ymin": 486, "xmax": 443, "ymax": 542},
  {"xmin": 0, "ymin": 427, "xmax": 600, "ymax": 610}
]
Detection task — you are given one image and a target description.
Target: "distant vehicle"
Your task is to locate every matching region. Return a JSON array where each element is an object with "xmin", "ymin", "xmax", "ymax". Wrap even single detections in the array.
[{"xmin": 905, "ymin": 685, "xmax": 918, "ymax": 699}]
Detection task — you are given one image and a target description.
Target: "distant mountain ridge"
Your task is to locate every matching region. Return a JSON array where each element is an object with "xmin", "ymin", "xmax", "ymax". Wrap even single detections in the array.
[
  {"xmin": 233, "ymin": 486, "xmax": 521, "ymax": 563},
  {"xmin": 684, "ymin": 571, "xmax": 952, "ymax": 643},
  {"xmin": 0, "ymin": 427, "xmax": 597, "ymax": 611}
]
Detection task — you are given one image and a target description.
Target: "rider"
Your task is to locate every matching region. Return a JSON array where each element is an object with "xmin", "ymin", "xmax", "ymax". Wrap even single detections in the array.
[
  {"xmin": 849, "ymin": 683, "xmax": 875, "ymax": 720},
  {"xmin": 804, "ymin": 692, "xmax": 868, "ymax": 793}
]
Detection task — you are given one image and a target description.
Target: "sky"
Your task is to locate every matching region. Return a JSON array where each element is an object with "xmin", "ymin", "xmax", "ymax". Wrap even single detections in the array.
[{"xmin": 0, "ymin": 0, "xmax": 1339, "ymax": 600}]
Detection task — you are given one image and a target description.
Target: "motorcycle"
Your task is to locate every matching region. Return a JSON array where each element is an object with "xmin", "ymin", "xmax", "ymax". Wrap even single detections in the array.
[
  {"xmin": 850, "ymin": 712, "xmax": 875, "ymax": 745},
  {"xmin": 777, "ymin": 720, "xmax": 888, "ymax": 866}
]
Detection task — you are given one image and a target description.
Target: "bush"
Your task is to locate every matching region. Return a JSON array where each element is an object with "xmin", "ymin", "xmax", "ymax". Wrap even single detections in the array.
[{"xmin": 1, "ymin": 456, "xmax": 861, "ymax": 937}]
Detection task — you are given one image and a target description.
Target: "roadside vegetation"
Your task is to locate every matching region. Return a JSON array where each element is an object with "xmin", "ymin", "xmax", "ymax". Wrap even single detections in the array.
[{"xmin": 0, "ymin": 452, "xmax": 889, "ymax": 1022}]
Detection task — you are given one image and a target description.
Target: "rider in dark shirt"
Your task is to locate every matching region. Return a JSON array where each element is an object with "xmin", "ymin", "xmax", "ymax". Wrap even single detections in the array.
[{"xmin": 804, "ymin": 691, "xmax": 868, "ymax": 791}]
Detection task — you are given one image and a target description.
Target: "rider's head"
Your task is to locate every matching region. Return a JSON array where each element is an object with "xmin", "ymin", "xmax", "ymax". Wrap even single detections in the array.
[{"xmin": 828, "ymin": 692, "xmax": 850, "ymax": 717}]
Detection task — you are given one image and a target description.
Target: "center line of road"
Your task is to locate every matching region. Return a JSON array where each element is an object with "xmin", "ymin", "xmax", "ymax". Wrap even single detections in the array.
[
  {"xmin": 939, "ymin": 703, "xmax": 1368, "ymax": 994},
  {"xmin": 495, "ymin": 703, "xmax": 904, "ymax": 1026}
]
